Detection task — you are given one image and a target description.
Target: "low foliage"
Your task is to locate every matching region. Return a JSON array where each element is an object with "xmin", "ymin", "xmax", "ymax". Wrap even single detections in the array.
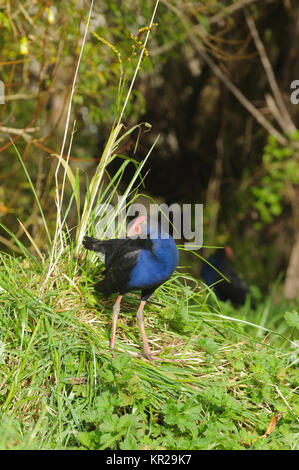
[{"xmin": 251, "ymin": 132, "xmax": 299, "ymax": 227}]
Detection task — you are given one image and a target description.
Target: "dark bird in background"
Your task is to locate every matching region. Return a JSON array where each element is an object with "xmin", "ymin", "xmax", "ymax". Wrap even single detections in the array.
[
  {"xmin": 201, "ymin": 247, "xmax": 251, "ymax": 306},
  {"xmin": 83, "ymin": 216, "xmax": 179, "ymax": 360}
]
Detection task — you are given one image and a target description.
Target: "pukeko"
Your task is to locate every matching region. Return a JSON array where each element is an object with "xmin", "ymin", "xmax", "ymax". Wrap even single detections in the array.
[
  {"xmin": 201, "ymin": 247, "xmax": 250, "ymax": 306},
  {"xmin": 83, "ymin": 216, "xmax": 179, "ymax": 360}
]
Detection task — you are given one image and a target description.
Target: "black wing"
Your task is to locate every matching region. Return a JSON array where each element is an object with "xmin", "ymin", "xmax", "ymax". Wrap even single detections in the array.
[
  {"xmin": 92, "ymin": 237, "xmax": 153, "ymax": 297},
  {"xmin": 83, "ymin": 236, "xmax": 127, "ymax": 269},
  {"xmin": 214, "ymin": 260, "xmax": 249, "ymax": 305}
]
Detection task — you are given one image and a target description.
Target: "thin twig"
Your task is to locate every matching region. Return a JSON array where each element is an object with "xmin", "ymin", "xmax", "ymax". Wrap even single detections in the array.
[
  {"xmin": 0, "ymin": 126, "xmax": 39, "ymax": 134},
  {"xmin": 209, "ymin": 0, "xmax": 272, "ymax": 25},
  {"xmin": 0, "ymin": 235, "xmax": 22, "ymax": 253},
  {"xmin": 5, "ymin": 94, "xmax": 37, "ymax": 101},
  {"xmin": 273, "ymin": 384, "xmax": 299, "ymax": 421}
]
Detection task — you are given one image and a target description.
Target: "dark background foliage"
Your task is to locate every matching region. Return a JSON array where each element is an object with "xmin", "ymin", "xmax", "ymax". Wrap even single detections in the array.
[{"xmin": 1, "ymin": 0, "xmax": 299, "ymax": 297}]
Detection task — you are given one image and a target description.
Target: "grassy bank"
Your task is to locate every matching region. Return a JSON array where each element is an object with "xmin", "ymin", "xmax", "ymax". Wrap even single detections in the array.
[{"xmin": 0, "ymin": 246, "xmax": 298, "ymax": 450}]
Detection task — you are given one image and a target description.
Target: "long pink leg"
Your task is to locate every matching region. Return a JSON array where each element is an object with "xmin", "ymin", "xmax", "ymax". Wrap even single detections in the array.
[
  {"xmin": 136, "ymin": 300, "xmax": 153, "ymax": 360},
  {"xmin": 110, "ymin": 295, "xmax": 122, "ymax": 353}
]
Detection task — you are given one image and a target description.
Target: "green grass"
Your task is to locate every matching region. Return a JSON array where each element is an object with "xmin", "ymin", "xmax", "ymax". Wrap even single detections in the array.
[{"xmin": 0, "ymin": 246, "xmax": 298, "ymax": 450}]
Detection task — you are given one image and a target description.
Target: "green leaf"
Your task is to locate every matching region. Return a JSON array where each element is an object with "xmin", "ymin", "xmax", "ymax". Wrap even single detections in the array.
[
  {"xmin": 77, "ymin": 431, "xmax": 93, "ymax": 449},
  {"xmin": 284, "ymin": 311, "xmax": 299, "ymax": 330},
  {"xmin": 0, "ymin": 12, "xmax": 11, "ymax": 30}
]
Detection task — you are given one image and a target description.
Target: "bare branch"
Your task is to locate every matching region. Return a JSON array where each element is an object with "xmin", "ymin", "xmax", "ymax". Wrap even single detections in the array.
[
  {"xmin": 265, "ymin": 94, "xmax": 291, "ymax": 133},
  {"xmin": 209, "ymin": 0, "xmax": 263, "ymax": 25},
  {"xmin": 0, "ymin": 126, "xmax": 38, "ymax": 134},
  {"xmin": 5, "ymin": 94, "xmax": 37, "ymax": 101},
  {"xmin": 0, "ymin": 126, "xmax": 39, "ymax": 142},
  {"xmin": 0, "ymin": 235, "xmax": 22, "ymax": 254},
  {"xmin": 245, "ymin": 11, "xmax": 296, "ymax": 134},
  {"xmin": 191, "ymin": 44, "xmax": 288, "ymax": 146},
  {"xmin": 162, "ymin": 0, "xmax": 288, "ymax": 145}
]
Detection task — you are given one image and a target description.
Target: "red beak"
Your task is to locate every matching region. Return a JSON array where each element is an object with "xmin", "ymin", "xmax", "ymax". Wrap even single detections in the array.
[
  {"xmin": 127, "ymin": 216, "xmax": 146, "ymax": 237},
  {"xmin": 224, "ymin": 246, "xmax": 234, "ymax": 260}
]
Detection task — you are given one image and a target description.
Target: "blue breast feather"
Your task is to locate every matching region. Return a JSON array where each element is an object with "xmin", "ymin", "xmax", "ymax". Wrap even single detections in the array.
[{"xmin": 127, "ymin": 236, "xmax": 179, "ymax": 290}]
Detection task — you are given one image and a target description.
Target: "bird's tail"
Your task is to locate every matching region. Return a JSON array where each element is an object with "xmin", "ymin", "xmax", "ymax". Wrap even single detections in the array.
[
  {"xmin": 93, "ymin": 280, "xmax": 112, "ymax": 297},
  {"xmin": 83, "ymin": 236, "xmax": 107, "ymax": 253}
]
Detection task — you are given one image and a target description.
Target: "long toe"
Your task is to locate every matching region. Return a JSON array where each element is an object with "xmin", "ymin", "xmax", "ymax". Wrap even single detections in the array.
[{"xmin": 142, "ymin": 348, "xmax": 154, "ymax": 361}]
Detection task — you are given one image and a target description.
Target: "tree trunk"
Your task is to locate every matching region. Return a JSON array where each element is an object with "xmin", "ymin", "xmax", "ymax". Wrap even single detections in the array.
[
  {"xmin": 284, "ymin": 185, "xmax": 299, "ymax": 299},
  {"xmin": 284, "ymin": 231, "xmax": 299, "ymax": 299}
]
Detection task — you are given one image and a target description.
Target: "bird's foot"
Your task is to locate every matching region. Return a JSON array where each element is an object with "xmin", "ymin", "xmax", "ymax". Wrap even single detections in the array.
[
  {"xmin": 142, "ymin": 346, "xmax": 166, "ymax": 361},
  {"xmin": 142, "ymin": 347, "xmax": 154, "ymax": 361}
]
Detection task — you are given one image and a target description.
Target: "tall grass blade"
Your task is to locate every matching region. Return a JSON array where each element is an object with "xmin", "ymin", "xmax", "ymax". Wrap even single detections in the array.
[{"xmin": 10, "ymin": 138, "xmax": 52, "ymax": 247}]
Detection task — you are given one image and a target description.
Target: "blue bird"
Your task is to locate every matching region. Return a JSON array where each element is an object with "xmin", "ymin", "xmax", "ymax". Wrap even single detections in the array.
[
  {"xmin": 202, "ymin": 247, "xmax": 250, "ymax": 306},
  {"xmin": 83, "ymin": 216, "xmax": 179, "ymax": 360}
]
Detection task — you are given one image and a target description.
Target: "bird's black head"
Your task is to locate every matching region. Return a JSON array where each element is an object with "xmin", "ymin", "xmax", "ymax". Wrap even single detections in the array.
[{"xmin": 216, "ymin": 246, "xmax": 234, "ymax": 260}]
